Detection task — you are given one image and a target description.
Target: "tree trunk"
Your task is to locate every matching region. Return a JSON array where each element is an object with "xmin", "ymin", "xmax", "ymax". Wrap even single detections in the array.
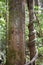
[
  {"xmin": 27, "ymin": 0, "xmax": 36, "ymax": 65},
  {"xmin": 41, "ymin": 0, "xmax": 43, "ymax": 7},
  {"xmin": 35, "ymin": 0, "xmax": 39, "ymax": 6},
  {"xmin": 6, "ymin": 0, "xmax": 25, "ymax": 65},
  {"xmin": 35, "ymin": 0, "xmax": 41, "ymax": 14},
  {"xmin": 18, "ymin": 1, "xmax": 26, "ymax": 65}
]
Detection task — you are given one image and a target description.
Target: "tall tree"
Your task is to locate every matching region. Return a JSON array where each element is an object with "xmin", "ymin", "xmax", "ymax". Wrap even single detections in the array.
[
  {"xmin": 27, "ymin": 0, "xmax": 36, "ymax": 65},
  {"xmin": 6, "ymin": 0, "xmax": 25, "ymax": 65}
]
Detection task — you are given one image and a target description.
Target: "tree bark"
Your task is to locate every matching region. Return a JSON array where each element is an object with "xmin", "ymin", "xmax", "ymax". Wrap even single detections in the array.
[
  {"xmin": 6, "ymin": 0, "xmax": 25, "ymax": 65},
  {"xmin": 27, "ymin": 0, "xmax": 36, "ymax": 65},
  {"xmin": 18, "ymin": 1, "xmax": 26, "ymax": 65}
]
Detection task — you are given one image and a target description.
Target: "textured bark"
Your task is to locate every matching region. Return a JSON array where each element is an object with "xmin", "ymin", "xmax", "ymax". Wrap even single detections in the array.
[
  {"xmin": 27, "ymin": 0, "xmax": 36, "ymax": 65},
  {"xmin": 18, "ymin": 1, "xmax": 26, "ymax": 65},
  {"xmin": 6, "ymin": 0, "xmax": 25, "ymax": 65}
]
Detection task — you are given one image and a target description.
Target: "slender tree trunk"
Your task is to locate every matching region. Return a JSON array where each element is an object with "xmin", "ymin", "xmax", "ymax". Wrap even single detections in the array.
[
  {"xmin": 35, "ymin": 0, "xmax": 39, "ymax": 6},
  {"xmin": 6, "ymin": 0, "xmax": 25, "ymax": 65},
  {"xmin": 27, "ymin": 0, "xmax": 36, "ymax": 65},
  {"xmin": 35, "ymin": 0, "xmax": 41, "ymax": 13},
  {"xmin": 41, "ymin": 0, "xmax": 43, "ymax": 7}
]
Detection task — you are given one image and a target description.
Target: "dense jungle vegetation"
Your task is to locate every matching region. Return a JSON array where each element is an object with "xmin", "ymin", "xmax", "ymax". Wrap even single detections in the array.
[{"xmin": 0, "ymin": 0, "xmax": 43, "ymax": 65}]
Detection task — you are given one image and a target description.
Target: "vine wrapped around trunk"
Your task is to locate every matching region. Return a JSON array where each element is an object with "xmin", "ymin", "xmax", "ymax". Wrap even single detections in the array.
[{"xmin": 27, "ymin": 0, "xmax": 36, "ymax": 65}]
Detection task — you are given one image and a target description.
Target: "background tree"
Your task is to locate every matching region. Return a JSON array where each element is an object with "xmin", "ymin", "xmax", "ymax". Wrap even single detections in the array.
[{"xmin": 27, "ymin": 0, "xmax": 36, "ymax": 65}]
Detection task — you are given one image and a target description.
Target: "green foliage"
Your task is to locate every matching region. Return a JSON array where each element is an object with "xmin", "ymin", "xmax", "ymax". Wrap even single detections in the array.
[
  {"xmin": 34, "ymin": 13, "xmax": 43, "ymax": 46},
  {"xmin": 34, "ymin": 6, "xmax": 39, "ymax": 10},
  {"xmin": 0, "ymin": 1, "xmax": 6, "ymax": 51},
  {"xmin": 38, "ymin": 47, "xmax": 43, "ymax": 56},
  {"xmin": 0, "ymin": 1, "xmax": 6, "ymax": 64},
  {"xmin": 0, "ymin": 1, "xmax": 6, "ymax": 17},
  {"xmin": 25, "ymin": 4, "xmax": 29, "ymax": 41},
  {"xmin": 0, "ymin": 0, "xmax": 5, "ymax": 2},
  {"xmin": 0, "ymin": 18, "xmax": 6, "ymax": 50}
]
